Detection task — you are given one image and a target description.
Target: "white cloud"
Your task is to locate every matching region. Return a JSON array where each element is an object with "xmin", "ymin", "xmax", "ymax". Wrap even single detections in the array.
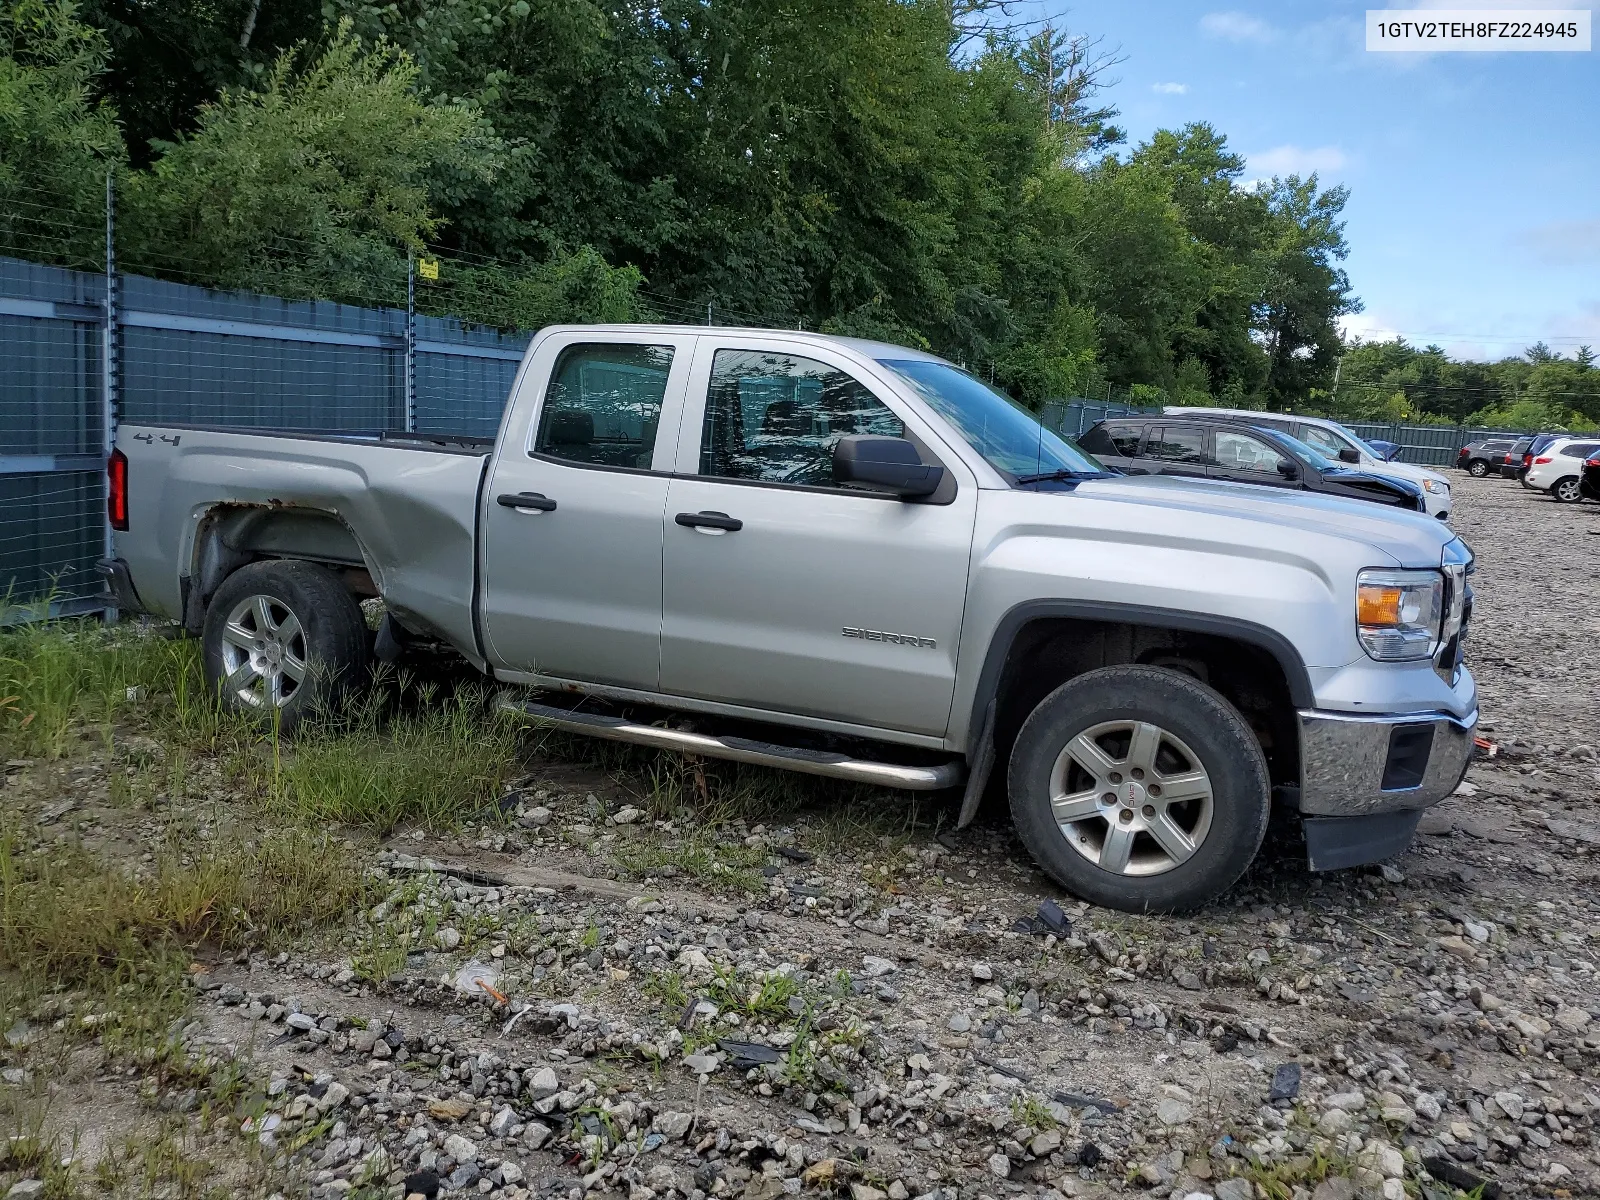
[
  {"xmin": 1519, "ymin": 219, "xmax": 1600, "ymax": 265},
  {"xmin": 1246, "ymin": 144, "xmax": 1351, "ymax": 177},
  {"xmin": 1151, "ymin": 81, "xmax": 1190, "ymax": 95},
  {"xmin": 1199, "ymin": 11, "xmax": 1278, "ymax": 43}
]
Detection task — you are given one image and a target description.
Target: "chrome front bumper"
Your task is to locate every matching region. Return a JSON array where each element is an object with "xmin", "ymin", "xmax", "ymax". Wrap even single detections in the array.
[{"xmin": 1297, "ymin": 707, "xmax": 1477, "ymax": 817}]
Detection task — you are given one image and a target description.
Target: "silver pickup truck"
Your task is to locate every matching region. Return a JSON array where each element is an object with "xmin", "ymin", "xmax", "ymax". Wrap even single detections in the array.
[{"xmin": 103, "ymin": 326, "xmax": 1478, "ymax": 912}]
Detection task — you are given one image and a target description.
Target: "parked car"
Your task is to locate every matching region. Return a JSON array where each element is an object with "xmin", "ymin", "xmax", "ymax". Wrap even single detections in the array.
[
  {"xmin": 104, "ymin": 327, "xmax": 1477, "ymax": 913},
  {"xmin": 1079, "ymin": 416, "xmax": 1426, "ymax": 511},
  {"xmin": 1167, "ymin": 407, "xmax": 1453, "ymax": 519},
  {"xmin": 1456, "ymin": 437, "xmax": 1518, "ymax": 477},
  {"xmin": 1500, "ymin": 437, "xmax": 1534, "ymax": 479},
  {"xmin": 1581, "ymin": 452, "xmax": 1600, "ymax": 502},
  {"xmin": 1520, "ymin": 433, "xmax": 1567, "ymax": 488},
  {"xmin": 1526, "ymin": 436, "xmax": 1600, "ymax": 502}
]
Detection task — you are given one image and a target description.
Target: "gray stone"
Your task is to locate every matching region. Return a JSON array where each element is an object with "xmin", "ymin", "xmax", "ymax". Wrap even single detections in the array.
[
  {"xmin": 285, "ymin": 1012, "xmax": 316, "ymax": 1031},
  {"xmin": 861, "ymin": 956, "xmax": 897, "ymax": 978},
  {"xmin": 970, "ymin": 962, "xmax": 993, "ymax": 981},
  {"xmin": 526, "ymin": 1067, "xmax": 560, "ymax": 1098},
  {"xmin": 947, "ymin": 1012, "xmax": 972, "ymax": 1033},
  {"xmin": 654, "ymin": 1111, "xmax": 693, "ymax": 1139},
  {"xmin": 489, "ymin": 1106, "xmax": 518, "ymax": 1136},
  {"xmin": 6, "ymin": 1182, "xmax": 45, "ymax": 1200},
  {"xmin": 1157, "ymin": 1099, "xmax": 1193, "ymax": 1126},
  {"xmin": 1214, "ymin": 1181, "xmax": 1253, "ymax": 1200},
  {"xmin": 986, "ymin": 1153, "xmax": 1010, "ymax": 1179},
  {"xmin": 443, "ymin": 1132, "xmax": 478, "ymax": 1163},
  {"xmin": 1493, "ymin": 1091, "xmax": 1525, "ymax": 1121},
  {"xmin": 522, "ymin": 1121, "xmax": 553, "ymax": 1150}
]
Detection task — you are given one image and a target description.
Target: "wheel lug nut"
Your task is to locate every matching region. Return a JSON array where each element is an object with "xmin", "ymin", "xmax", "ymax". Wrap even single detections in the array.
[
  {"xmin": 1109, "ymin": 772, "xmax": 1122, "ymax": 784},
  {"xmin": 1118, "ymin": 810, "xmax": 1133, "ymax": 823},
  {"xmin": 1142, "ymin": 804, "xmax": 1155, "ymax": 818},
  {"xmin": 1131, "ymin": 768, "xmax": 1145, "ymax": 781},
  {"xmin": 1148, "ymin": 784, "xmax": 1162, "ymax": 797},
  {"xmin": 1101, "ymin": 792, "xmax": 1116, "ymax": 804}
]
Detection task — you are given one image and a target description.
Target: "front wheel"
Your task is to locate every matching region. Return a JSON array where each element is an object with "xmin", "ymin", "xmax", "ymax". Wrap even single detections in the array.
[
  {"xmin": 1467, "ymin": 460, "xmax": 1489, "ymax": 478},
  {"xmin": 202, "ymin": 560, "xmax": 370, "ymax": 730},
  {"xmin": 1552, "ymin": 477, "xmax": 1582, "ymax": 503},
  {"xmin": 1008, "ymin": 664, "xmax": 1270, "ymax": 913}
]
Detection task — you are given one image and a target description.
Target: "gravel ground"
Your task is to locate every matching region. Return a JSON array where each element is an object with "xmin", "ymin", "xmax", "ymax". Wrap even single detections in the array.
[{"xmin": 3, "ymin": 472, "xmax": 1599, "ymax": 1200}]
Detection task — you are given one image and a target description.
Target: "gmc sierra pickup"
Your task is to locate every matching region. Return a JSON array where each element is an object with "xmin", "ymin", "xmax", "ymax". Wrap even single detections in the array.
[{"xmin": 102, "ymin": 326, "xmax": 1478, "ymax": 912}]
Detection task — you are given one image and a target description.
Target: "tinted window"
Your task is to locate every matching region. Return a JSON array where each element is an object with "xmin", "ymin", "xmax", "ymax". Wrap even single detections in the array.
[
  {"xmin": 699, "ymin": 349, "xmax": 903, "ymax": 488},
  {"xmin": 1076, "ymin": 424, "xmax": 1118, "ymax": 455},
  {"xmin": 1561, "ymin": 442, "xmax": 1600, "ymax": 458},
  {"xmin": 1147, "ymin": 426, "xmax": 1207, "ymax": 463},
  {"xmin": 1214, "ymin": 430, "xmax": 1289, "ymax": 474},
  {"xmin": 1109, "ymin": 425, "xmax": 1144, "ymax": 457},
  {"xmin": 534, "ymin": 344, "xmax": 673, "ymax": 469}
]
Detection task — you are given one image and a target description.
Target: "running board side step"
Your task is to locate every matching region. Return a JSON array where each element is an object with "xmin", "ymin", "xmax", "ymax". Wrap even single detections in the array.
[{"xmin": 498, "ymin": 698, "xmax": 965, "ymax": 791}]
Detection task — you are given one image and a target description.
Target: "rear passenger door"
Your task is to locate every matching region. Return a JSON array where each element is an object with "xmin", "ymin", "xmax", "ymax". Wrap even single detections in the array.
[
  {"xmin": 481, "ymin": 333, "xmax": 695, "ymax": 689},
  {"xmin": 1140, "ymin": 425, "xmax": 1211, "ymax": 478}
]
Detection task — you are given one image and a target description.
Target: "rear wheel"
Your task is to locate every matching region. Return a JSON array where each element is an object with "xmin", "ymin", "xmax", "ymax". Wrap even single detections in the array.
[
  {"xmin": 1552, "ymin": 476, "xmax": 1582, "ymax": 503},
  {"xmin": 1008, "ymin": 664, "xmax": 1270, "ymax": 913},
  {"xmin": 1467, "ymin": 459, "xmax": 1489, "ymax": 478},
  {"xmin": 203, "ymin": 560, "xmax": 369, "ymax": 730}
]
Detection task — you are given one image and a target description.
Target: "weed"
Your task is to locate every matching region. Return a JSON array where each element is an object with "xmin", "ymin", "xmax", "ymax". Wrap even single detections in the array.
[
  {"xmin": 641, "ymin": 968, "xmax": 691, "ymax": 1012},
  {"xmin": 1010, "ymin": 1094, "xmax": 1058, "ymax": 1130},
  {"xmin": 612, "ymin": 833, "xmax": 766, "ymax": 894}
]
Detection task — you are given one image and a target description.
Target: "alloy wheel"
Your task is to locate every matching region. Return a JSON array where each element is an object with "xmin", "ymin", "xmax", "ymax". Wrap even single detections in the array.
[
  {"xmin": 218, "ymin": 594, "xmax": 308, "ymax": 708},
  {"xmin": 1048, "ymin": 719, "xmax": 1215, "ymax": 877}
]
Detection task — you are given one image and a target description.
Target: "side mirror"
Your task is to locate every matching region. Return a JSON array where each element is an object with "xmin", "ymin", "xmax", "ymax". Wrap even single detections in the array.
[
  {"xmin": 1276, "ymin": 460, "xmax": 1301, "ymax": 481},
  {"xmin": 1338, "ymin": 447, "xmax": 1361, "ymax": 464},
  {"xmin": 833, "ymin": 435, "xmax": 944, "ymax": 499}
]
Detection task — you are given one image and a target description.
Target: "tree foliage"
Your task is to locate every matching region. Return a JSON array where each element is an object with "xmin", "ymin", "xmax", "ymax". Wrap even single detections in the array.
[{"xmin": 1, "ymin": 0, "xmax": 1367, "ymax": 407}]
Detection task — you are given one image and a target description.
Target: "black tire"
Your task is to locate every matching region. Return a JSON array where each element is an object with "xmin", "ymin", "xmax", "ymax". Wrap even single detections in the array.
[
  {"xmin": 1008, "ymin": 664, "xmax": 1270, "ymax": 913},
  {"xmin": 1467, "ymin": 460, "xmax": 1489, "ymax": 477},
  {"xmin": 1552, "ymin": 476, "xmax": 1582, "ymax": 503},
  {"xmin": 202, "ymin": 560, "xmax": 369, "ymax": 730}
]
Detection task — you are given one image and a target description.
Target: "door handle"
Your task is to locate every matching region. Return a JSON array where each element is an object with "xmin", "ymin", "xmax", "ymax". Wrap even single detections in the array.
[
  {"xmin": 497, "ymin": 492, "xmax": 557, "ymax": 513},
  {"xmin": 674, "ymin": 510, "xmax": 742, "ymax": 532}
]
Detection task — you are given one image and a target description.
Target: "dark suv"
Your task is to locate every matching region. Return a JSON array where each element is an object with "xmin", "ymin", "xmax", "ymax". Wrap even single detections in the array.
[
  {"xmin": 1079, "ymin": 417, "xmax": 1425, "ymax": 511},
  {"xmin": 1457, "ymin": 438, "xmax": 1517, "ymax": 477}
]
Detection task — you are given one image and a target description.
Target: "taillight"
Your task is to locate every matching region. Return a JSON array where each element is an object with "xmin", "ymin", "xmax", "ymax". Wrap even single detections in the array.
[
  {"xmin": 1522, "ymin": 454, "xmax": 1532, "ymax": 466},
  {"xmin": 1534, "ymin": 456, "xmax": 1553, "ymax": 465},
  {"xmin": 1587, "ymin": 457, "xmax": 1600, "ymax": 467},
  {"xmin": 108, "ymin": 448, "xmax": 128, "ymax": 531}
]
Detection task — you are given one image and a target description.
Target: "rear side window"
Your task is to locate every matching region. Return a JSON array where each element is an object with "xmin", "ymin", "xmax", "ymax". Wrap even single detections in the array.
[
  {"xmin": 1146, "ymin": 426, "xmax": 1208, "ymax": 463},
  {"xmin": 1080, "ymin": 423, "xmax": 1141, "ymax": 456},
  {"xmin": 534, "ymin": 344, "xmax": 674, "ymax": 470},
  {"xmin": 1562, "ymin": 442, "xmax": 1600, "ymax": 458},
  {"xmin": 1109, "ymin": 425, "xmax": 1144, "ymax": 457}
]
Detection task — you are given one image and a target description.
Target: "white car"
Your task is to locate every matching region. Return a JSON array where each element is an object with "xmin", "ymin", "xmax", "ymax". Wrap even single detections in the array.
[
  {"xmin": 1524, "ymin": 435, "xmax": 1600, "ymax": 503},
  {"xmin": 1165, "ymin": 408, "xmax": 1454, "ymax": 520}
]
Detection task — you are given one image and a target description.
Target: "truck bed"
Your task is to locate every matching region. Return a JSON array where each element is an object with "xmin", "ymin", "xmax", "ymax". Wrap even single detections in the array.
[{"xmin": 116, "ymin": 424, "xmax": 491, "ymax": 660}]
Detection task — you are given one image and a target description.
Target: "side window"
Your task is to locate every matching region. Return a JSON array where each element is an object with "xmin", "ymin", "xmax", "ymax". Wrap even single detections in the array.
[
  {"xmin": 1076, "ymin": 424, "xmax": 1116, "ymax": 455},
  {"xmin": 1109, "ymin": 425, "xmax": 1145, "ymax": 457},
  {"xmin": 1214, "ymin": 431, "xmax": 1289, "ymax": 474},
  {"xmin": 698, "ymin": 349, "xmax": 904, "ymax": 488},
  {"xmin": 1146, "ymin": 426, "xmax": 1208, "ymax": 464},
  {"xmin": 1297, "ymin": 425, "xmax": 1348, "ymax": 458},
  {"xmin": 1563, "ymin": 442, "xmax": 1598, "ymax": 458},
  {"xmin": 533, "ymin": 343, "xmax": 673, "ymax": 470}
]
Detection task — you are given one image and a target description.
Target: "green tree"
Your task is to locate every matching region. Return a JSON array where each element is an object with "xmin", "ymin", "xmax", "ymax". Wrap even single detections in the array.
[
  {"xmin": 0, "ymin": 0, "xmax": 125, "ymax": 267},
  {"xmin": 122, "ymin": 23, "xmax": 501, "ymax": 303}
]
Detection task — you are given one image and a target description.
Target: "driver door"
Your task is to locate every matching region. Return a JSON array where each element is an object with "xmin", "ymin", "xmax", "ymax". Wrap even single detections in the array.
[{"xmin": 657, "ymin": 338, "xmax": 977, "ymax": 738}]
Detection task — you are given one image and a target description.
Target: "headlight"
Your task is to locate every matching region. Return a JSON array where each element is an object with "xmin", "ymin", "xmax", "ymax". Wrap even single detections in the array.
[
  {"xmin": 1356, "ymin": 568, "xmax": 1444, "ymax": 660},
  {"xmin": 1422, "ymin": 479, "xmax": 1447, "ymax": 495}
]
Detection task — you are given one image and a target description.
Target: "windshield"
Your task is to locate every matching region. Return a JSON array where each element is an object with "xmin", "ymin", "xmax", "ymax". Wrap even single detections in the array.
[{"xmin": 877, "ymin": 359, "xmax": 1107, "ymax": 481}]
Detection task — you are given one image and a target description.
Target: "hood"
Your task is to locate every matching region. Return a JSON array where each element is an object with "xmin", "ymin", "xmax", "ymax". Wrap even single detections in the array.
[
  {"xmin": 1362, "ymin": 457, "xmax": 1447, "ymax": 486},
  {"xmin": 1320, "ymin": 466, "xmax": 1422, "ymax": 497},
  {"xmin": 1060, "ymin": 472, "xmax": 1455, "ymax": 568}
]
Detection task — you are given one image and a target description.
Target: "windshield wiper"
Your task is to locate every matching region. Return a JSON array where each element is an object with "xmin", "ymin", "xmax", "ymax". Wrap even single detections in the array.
[{"xmin": 1012, "ymin": 468, "xmax": 1108, "ymax": 484}]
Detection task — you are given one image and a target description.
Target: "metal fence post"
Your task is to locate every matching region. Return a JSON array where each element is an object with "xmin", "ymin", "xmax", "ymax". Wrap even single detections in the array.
[
  {"xmin": 102, "ymin": 169, "xmax": 119, "ymax": 622},
  {"xmin": 404, "ymin": 252, "xmax": 417, "ymax": 433}
]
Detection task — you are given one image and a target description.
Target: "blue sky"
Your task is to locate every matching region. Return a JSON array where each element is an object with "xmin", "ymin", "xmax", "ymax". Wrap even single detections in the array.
[{"xmin": 1019, "ymin": 0, "xmax": 1599, "ymax": 362}]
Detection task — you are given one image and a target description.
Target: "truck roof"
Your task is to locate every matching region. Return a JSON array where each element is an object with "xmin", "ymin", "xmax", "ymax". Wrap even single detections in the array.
[{"xmin": 535, "ymin": 324, "xmax": 948, "ymax": 364}]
